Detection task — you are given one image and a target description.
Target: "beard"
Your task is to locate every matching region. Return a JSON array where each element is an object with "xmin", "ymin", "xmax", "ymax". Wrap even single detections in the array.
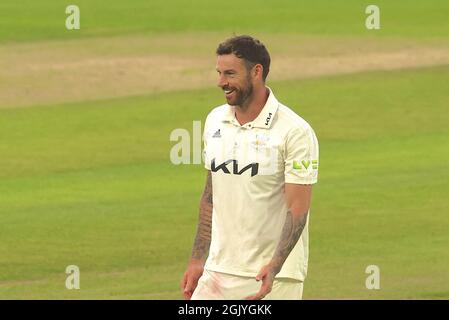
[{"xmin": 224, "ymin": 77, "xmax": 254, "ymax": 107}]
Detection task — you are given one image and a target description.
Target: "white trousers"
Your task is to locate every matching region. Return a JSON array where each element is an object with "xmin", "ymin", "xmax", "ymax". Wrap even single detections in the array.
[{"xmin": 191, "ymin": 269, "xmax": 304, "ymax": 300}]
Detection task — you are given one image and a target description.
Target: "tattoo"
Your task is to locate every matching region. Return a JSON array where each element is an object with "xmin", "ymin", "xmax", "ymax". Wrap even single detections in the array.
[
  {"xmin": 191, "ymin": 171, "xmax": 213, "ymax": 260},
  {"xmin": 271, "ymin": 209, "xmax": 308, "ymax": 274},
  {"xmin": 203, "ymin": 170, "xmax": 213, "ymax": 204}
]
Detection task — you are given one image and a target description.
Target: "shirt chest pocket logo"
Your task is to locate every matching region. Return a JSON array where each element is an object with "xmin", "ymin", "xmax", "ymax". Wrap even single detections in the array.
[
  {"xmin": 250, "ymin": 134, "xmax": 270, "ymax": 150},
  {"xmin": 247, "ymin": 135, "xmax": 281, "ymax": 176}
]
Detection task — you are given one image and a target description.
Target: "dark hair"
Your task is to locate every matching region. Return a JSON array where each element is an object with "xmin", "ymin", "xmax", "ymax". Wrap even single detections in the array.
[{"xmin": 216, "ymin": 35, "xmax": 271, "ymax": 81}]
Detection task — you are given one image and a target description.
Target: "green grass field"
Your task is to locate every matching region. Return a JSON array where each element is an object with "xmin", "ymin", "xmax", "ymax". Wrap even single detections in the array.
[{"xmin": 0, "ymin": 0, "xmax": 448, "ymax": 299}]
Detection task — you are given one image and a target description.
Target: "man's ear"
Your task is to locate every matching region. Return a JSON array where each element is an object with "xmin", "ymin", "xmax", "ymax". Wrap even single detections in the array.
[{"xmin": 253, "ymin": 64, "xmax": 263, "ymax": 81}]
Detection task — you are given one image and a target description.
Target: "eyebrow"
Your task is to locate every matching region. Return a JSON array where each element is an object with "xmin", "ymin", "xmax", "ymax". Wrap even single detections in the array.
[{"xmin": 216, "ymin": 68, "xmax": 237, "ymax": 73}]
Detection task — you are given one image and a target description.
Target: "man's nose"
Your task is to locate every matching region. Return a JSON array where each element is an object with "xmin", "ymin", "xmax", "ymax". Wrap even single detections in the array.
[{"xmin": 217, "ymin": 74, "xmax": 227, "ymax": 88}]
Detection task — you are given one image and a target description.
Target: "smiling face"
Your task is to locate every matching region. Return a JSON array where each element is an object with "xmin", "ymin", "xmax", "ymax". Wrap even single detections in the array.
[{"xmin": 216, "ymin": 54, "xmax": 255, "ymax": 107}]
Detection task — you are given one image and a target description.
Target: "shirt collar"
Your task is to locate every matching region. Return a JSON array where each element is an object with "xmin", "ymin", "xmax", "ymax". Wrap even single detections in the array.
[{"xmin": 222, "ymin": 87, "xmax": 279, "ymax": 129}]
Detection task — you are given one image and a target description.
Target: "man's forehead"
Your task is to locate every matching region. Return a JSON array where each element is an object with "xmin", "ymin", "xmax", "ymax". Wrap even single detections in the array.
[{"xmin": 216, "ymin": 54, "xmax": 245, "ymax": 69}]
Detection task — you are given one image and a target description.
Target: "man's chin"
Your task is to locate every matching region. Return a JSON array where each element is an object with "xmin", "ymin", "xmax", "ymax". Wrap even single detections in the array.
[
  {"xmin": 225, "ymin": 92, "xmax": 243, "ymax": 106},
  {"xmin": 226, "ymin": 98, "xmax": 238, "ymax": 106}
]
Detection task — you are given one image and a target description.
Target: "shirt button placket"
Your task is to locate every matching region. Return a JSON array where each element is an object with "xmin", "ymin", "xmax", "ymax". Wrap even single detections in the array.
[{"xmin": 233, "ymin": 126, "xmax": 241, "ymax": 157}]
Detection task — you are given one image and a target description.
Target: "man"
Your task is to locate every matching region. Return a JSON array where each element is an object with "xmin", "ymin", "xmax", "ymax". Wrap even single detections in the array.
[{"xmin": 181, "ymin": 35, "xmax": 319, "ymax": 300}]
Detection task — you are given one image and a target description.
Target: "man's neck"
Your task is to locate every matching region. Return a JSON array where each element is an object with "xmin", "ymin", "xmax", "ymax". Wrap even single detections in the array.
[{"xmin": 235, "ymin": 86, "xmax": 269, "ymax": 126}]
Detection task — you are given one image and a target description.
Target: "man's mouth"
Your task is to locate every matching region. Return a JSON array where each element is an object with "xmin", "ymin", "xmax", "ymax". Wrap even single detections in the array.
[{"xmin": 224, "ymin": 88, "xmax": 236, "ymax": 98}]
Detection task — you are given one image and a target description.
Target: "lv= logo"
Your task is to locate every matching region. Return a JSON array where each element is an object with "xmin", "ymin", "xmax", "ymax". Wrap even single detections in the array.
[{"xmin": 293, "ymin": 160, "xmax": 318, "ymax": 170}]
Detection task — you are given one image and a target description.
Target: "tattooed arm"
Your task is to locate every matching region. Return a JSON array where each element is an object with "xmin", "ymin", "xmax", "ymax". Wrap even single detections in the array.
[
  {"xmin": 191, "ymin": 170, "xmax": 213, "ymax": 260},
  {"xmin": 181, "ymin": 170, "xmax": 213, "ymax": 299},
  {"xmin": 246, "ymin": 183, "xmax": 312, "ymax": 300}
]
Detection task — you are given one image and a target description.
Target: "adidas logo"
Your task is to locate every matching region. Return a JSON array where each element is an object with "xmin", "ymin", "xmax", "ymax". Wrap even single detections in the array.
[{"xmin": 212, "ymin": 129, "xmax": 221, "ymax": 138}]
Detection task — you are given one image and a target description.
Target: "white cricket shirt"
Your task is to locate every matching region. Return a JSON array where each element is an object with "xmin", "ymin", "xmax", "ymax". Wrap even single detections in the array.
[{"xmin": 203, "ymin": 88, "xmax": 319, "ymax": 281}]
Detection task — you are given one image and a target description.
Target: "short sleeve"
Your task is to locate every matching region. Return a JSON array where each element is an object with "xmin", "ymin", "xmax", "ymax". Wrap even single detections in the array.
[{"xmin": 284, "ymin": 126, "xmax": 319, "ymax": 184}]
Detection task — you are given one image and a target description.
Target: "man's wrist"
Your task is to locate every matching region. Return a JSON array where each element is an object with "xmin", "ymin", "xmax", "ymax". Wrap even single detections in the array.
[
  {"xmin": 189, "ymin": 257, "xmax": 206, "ymax": 265},
  {"xmin": 268, "ymin": 260, "xmax": 283, "ymax": 275}
]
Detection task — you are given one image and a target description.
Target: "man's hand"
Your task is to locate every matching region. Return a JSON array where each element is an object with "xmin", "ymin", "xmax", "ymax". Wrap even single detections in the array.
[
  {"xmin": 181, "ymin": 259, "xmax": 204, "ymax": 300},
  {"xmin": 245, "ymin": 263, "xmax": 278, "ymax": 300}
]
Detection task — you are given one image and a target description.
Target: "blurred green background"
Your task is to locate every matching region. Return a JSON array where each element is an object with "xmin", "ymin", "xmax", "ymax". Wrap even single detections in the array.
[{"xmin": 0, "ymin": 0, "xmax": 448, "ymax": 299}]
